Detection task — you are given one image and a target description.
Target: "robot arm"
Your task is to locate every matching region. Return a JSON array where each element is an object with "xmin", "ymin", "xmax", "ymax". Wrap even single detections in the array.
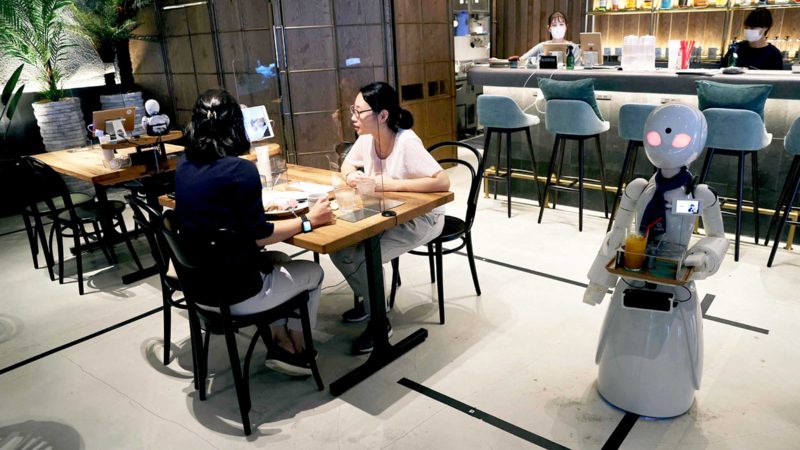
[
  {"xmin": 685, "ymin": 184, "xmax": 729, "ymax": 280},
  {"xmin": 583, "ymin": 178, "xmax": 648, "ymax": 305}
]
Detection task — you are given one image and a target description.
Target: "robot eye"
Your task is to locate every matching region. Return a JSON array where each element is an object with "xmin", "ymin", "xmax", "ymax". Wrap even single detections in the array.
[{"xmin": 665, "ymin": 127, "xmax": 672, "ymax": 134}]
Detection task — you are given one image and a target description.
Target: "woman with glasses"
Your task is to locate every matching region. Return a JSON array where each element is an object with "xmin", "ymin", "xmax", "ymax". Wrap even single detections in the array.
[
  {"xmin": 520, "ymin": 11, "xmax": 580, "ymax": 66},
  {"xmin": 332, "ymin": 82, "xmax": 450, "ymax": 354}
]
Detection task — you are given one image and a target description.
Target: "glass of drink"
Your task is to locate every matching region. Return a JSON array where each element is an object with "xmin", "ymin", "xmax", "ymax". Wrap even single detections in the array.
[
  {"xmin": 355, "ymin": 177, "xmax": 376, "ymax": 197},
  {"xmin": 624, "ymin": 232, "xmax": 648, "ymax": 271},
  {"xmin": 307, "ymin": 192, "xmax": 327, "ymax": 207},
  {"xmin": 334, "ymin": 187, "xmax": 356, "ymax": 213}
]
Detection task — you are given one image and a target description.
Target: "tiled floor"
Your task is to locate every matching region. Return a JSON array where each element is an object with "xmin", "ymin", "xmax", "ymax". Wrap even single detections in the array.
[{"xmin": 1, "ymin": 148, "xmax": 799, "ymax": 449}]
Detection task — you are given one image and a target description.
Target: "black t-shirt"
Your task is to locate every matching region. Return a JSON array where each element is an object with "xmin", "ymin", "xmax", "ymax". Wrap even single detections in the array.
[
  {"xmin": 721, "ymin": 41, "xmax": 783, "ymax": 70},
  {"xmin": 175, "ymin": 155, "xmax": 274, "ymax": 243}
]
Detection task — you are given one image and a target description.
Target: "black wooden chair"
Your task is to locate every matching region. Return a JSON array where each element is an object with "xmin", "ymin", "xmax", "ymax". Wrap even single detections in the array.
[
  {"xmin": 160, "ymin": 210, "xmax": 323, "ymax": 436},
  {"xmin": 23, "ymin": 157, "xmax": 143, "ymax": 295},
  {"xmin": 126, "ymin": 195, "xmax": 187, "ymax": 365},
  {"xmin": 390, "ymin": 142, "xmax": 484, "ymax": 324},
  {"xmin": 18, "ymin": 159, "xmax": 93, "ymax": 280}
]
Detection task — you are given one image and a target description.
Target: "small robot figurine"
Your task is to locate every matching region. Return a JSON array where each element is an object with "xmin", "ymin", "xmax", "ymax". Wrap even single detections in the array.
[
  {"xmin": 141, "ymin": 99, "xmax": 170, "ymax": 136},
  {"xmin": 583, "ymin": 104, "xmax": 729, "ymax": 418}
]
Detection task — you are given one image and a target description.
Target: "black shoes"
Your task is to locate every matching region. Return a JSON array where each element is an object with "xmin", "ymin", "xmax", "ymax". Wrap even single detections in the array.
[
  {"xmin": 264, "ymin": 345, "xmax": 315, "ymax": 377},
  {"xmin": 351, "ymin": 323, "xmax": 393, "ymax": 355},
  {"xmin": 342, "ymin": 301, "xmax": 369, "ymax": 323}
]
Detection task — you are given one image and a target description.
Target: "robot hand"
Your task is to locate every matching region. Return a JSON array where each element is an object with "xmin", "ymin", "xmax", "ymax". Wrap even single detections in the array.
[
  {"xmin": 583, "ymin": 282, "xmax": 607, "ymax": 306},
  {"xmin": 684, "ymin": 251, "xmax": 712, "ymax": 280}
]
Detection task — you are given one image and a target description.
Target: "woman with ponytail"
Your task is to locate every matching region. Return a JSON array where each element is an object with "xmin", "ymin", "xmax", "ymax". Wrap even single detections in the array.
[
  {"xmin": 176, "ymin": 89, "xmax": 334, "ymax": 376},
  {"xmin": 333, "ymin": 82, "xmax": 450, "ymax": 354}
]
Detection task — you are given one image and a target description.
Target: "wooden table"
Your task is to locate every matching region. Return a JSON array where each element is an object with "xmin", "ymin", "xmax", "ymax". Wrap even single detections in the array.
[
  {"xmin": 161, "ymin": 164, "xmax": 454, "ymax": 395},
  {"xmin": 35, "ymin": 142, "xmax": 185, "ymax": 283}
]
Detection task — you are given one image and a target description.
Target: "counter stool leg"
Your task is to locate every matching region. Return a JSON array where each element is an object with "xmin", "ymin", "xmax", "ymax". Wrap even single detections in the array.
[
  {"xmin": 751, "ymin": 152, "xmax": 760, "ymax": 244},
  {"xmin": 553, "ymin": 138, "xmax": 567, "ymax": 209},
  {"xmin": 765, "ymin": 157, "xmax": 800, "ymax": 246},
  {"xmin": 699, "ymin": 148, "xmax": 715, "ymax": 184},
  {"xmin": 538, "ymin": 135, "xmax": 561, "ymax": 224},
  {"xmin": 482, "ymin": 130, "xmax": 493, "ymax": 198},
  {"xmin": 768, "ymin": 168, "xmax": 800, "ymax": 267},
  {"xmin": 594, "ymin": 135, "xmax": 609, "ymax": 219},
  {"xmin": 578, "ymin": 138, "xmax": 586, "ymax": 232},
  {"xmin": 734, "ymin": 153, "xmax": 745, "ymax": 261},
  {"xmin": 608, "ymin": 140, "xmax": 636, "ymax": 232},
  {"xmin": 506, "ymin": 131, "xmax": 513, "ymax": 218},
  {"xmin": 495, "ymin": 131, "xmax": 502, "ymax": 200},
  {"xmin": 525, "ymin": 128, "xmax": 542, "ymax": 205}
]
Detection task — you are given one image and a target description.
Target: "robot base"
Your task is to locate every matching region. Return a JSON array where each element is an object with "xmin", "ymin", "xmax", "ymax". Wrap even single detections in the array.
[{"xmin": 596, "ymin": 281, "xmax": 703, "ymax": 418}]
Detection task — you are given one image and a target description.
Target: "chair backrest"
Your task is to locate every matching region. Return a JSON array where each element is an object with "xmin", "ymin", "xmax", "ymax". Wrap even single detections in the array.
[
  {"xmin": 703, "ymin": 108, "xmax": 772, "ymax": 152},
  {"xmin": 427, "ymin": 141, "xmax": 482, "ymax": 233},
  {"xmin": 545, "ymin": 99, "xmax": 607, "ymax": 136},
  {"xmin": 333, "ymin": 141, "xmax": 355, "ymax": 167},
  {"xmin": 477, "ymin": 95, "xmax": 531, "ymax": 129},
  {"xmin": 618, "ymin": 103, "xmax": 659, "ymax": 142},
  {"xmin": 160, "ymin": 209, "xmax": 263, "ymax": 308},
  {"xmin": 784, "ymin": 117, "xmax": 800, "ymax": 156},
  {"xmin": 127, "ymin": 195, "xmax": 171, "ymax": 280},
  {"xmin": 20, "ymin": 156, "xmax": 76, "ymax": 218}
]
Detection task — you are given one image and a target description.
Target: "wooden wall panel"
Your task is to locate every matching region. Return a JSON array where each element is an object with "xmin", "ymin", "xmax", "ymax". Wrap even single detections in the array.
[{"xmin": 494, "ymin": 0, "xmax": 586, "ymax": 57}]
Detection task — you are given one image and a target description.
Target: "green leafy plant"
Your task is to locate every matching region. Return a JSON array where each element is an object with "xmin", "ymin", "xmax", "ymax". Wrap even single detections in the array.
[
  {"xmin": 70, "ymin": 0, "xmax": 155, "ymax": 92},
  {"xmin": 0, "ymin": 64, "xmax": 26, "ymax": 144},
  {"xmin": 0, "ymin": 0, "xmax": 73, "ymax": 102}
]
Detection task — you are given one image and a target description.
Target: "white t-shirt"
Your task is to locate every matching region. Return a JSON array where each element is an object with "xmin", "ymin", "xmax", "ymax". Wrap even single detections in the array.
[{"xmin": 345, "ymin": 128, "xmax": 445, "ymax": 214}]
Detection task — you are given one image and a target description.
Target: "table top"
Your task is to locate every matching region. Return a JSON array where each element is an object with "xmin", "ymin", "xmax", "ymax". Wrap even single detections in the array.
[
  {"xmin": 34, "ymin": 143, "xmax": 185, "ymax": 186},
  {"xmin": 99, "ymin": 130, "xmax": 183, "ymax": 150},
  {"xmin": 159, "ymin": 164, "xmax": 454, "ymax": 254}
]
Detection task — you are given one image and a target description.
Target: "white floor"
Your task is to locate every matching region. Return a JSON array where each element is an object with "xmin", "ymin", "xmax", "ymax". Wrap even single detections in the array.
[{"xmin": 2, "ymin": 149, "xmax": 800, "ymax": 449}]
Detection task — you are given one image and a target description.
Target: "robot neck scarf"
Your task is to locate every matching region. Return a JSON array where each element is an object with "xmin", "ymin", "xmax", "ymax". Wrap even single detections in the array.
[{"xmin": 639, "ymin": 167, "xmax": 692, "ymax": 239}]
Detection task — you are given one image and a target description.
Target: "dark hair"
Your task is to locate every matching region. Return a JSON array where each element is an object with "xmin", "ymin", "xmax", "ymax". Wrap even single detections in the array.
[
  {"xmin": 744, "ymin": 8, "xmax": 772, "ymax": 32},
  {"xmin": 548, "ymin": 11, "xmax": 567, "ymax": 27},
  {"xmin": 185, "ymin": 89, "xmax": 250, "ymax": 163},
  {"xmin": 359, "ymin": 82, "xmax": 413, "ymax": 133}
]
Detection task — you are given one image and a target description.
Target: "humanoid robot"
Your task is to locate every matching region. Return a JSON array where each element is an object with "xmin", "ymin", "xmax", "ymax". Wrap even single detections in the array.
[
  {"xmin": 583, "ymin": 104, "xmax": 729, "ymax": 418},
  {"xmin": 141, "ymin": 99, "xmax": 170, "ymax": 136}
]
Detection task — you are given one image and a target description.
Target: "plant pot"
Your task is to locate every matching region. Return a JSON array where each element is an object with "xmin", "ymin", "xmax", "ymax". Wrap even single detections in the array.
[
  {"xmin": 32, "ymin": 98, "xmax": 88, "ymax": 151},
  {"xmin": 100, "ymin": 91, "xmax": 145, "ymax": 136}
]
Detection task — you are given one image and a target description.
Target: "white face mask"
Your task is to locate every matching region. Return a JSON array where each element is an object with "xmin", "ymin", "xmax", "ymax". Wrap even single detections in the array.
[
  {"xmin": 550, "ymin": 25, "xmax": 566, "ymax": 40},
  {"xmin": 744, "ymin": 28, "xmax": 763, "ymax": 43}
]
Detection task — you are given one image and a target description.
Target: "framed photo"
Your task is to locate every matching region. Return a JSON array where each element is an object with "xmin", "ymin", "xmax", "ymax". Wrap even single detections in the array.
[{"xmin": 242, "ymin": 105, "xmax": 274, "ymax": 142}]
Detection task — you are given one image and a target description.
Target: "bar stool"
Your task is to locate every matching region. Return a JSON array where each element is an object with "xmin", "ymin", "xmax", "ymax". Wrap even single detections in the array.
[
  {"xmin": 538, "ymin": 99, "xmax": 611, "ymax": 232},
  {"xmin": 766, "ymin": 117, "xmax": 800, "ymax": 267},
  {"xmin": 477, "ymin": 95, "xmax": 542, "ymax": 217},
  {"xmin": 698, "ymin": 108, "xmax": 772, "ymax": 261},
  {"xmin": 606, "ymin": 103, "xmax": 658, "ymax": 232}
]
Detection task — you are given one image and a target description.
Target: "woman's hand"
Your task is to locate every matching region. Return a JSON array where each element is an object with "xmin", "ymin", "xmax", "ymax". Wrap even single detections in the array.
[
  {"xmin": 306, "ymin": 197, "xmax": 334, "ymax": 227},
  {"xmin": 345, "ymin": 170, "xmax": 367, "ymax": 188},
  {"xmin": 372, "ymin": 174, "xmax": 397, "ymax": 192}
]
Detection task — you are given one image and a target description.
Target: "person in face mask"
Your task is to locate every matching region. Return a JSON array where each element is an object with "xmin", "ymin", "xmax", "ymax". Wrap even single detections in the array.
[
  {"xmin": 720, "ymin": 8, "xmax": 783, "ymax": 70},
  {"xmin": 520, "ymin": 11, "xmax": 581, "ymax": 66}
]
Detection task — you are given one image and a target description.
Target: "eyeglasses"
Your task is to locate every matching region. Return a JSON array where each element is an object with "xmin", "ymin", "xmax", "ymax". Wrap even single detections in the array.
[{"xmin": 349, "ymin": 105, "xmax": 372, "ymax": 116}]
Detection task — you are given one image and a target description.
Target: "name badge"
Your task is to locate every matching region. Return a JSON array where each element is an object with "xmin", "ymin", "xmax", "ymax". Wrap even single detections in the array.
[{"xmin": 673, "ymin": 199, "xmax": 701, "ymax": 215}]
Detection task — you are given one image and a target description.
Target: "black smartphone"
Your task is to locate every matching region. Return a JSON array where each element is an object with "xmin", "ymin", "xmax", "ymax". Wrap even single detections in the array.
[{"xmin": 623, "ymin": 288, "xmax": 673, "ymax": 312}]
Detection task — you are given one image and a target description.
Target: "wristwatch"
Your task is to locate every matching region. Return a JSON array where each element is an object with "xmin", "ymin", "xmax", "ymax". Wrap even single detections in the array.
[{"xmin": 300, "ymin": 214, "xmax": 312, "ymax": 233}]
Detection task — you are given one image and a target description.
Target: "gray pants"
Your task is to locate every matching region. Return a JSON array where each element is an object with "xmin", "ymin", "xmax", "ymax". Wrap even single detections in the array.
[{"xmin": 330, "ymin": 212, "xmax": 444, "ymax": 313}]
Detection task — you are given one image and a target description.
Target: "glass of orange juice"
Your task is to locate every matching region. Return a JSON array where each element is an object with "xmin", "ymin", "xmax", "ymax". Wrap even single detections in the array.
[{"xmin": 624, "ymin": 232, "xmax": 648, "ymax": 271}]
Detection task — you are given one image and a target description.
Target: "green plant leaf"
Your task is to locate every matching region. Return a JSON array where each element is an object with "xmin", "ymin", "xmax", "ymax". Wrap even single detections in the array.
[
  {"xmin": 1, "ymin": 63, "xmax": 24, "ymax": 105},
  {"xmin": 6, "ymin": 85, "xmax": 25, "ymax": 121}
]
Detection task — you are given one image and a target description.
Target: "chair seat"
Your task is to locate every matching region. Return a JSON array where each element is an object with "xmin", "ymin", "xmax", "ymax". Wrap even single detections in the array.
[
  {"xmin": 57, "ymin": 199, "xmax": 126, "ymax": 222},
  {"xmin": 28, "ymin": 192, "xmax": 93, "ymax": 214},
  {"xmin": 478, "ymin": 95, "xmax": 541, "ymax": 129},
  {"xmin": 437, "ymin": 215, "xmax": 466, "ymax": 243}
]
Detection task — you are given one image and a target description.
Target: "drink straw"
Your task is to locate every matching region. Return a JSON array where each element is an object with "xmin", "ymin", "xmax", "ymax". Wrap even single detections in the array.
[{"xmin": 644, "ymin": 217, "xmax": 663, "ymax": 241}]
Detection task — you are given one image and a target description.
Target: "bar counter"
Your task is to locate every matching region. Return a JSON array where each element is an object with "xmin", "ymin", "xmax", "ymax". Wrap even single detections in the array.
[
  {"xmin": 467, "ymin": 66, "xmax": 800, "ymax": 237},
  {"xmin": 468, "ymin": 66, "xmax": 800, "ymax": 99}
]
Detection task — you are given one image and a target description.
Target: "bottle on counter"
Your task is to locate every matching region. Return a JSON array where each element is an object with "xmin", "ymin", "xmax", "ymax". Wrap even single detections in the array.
[
  {"xmin": 694, "ymin": 0, "xmax": 708, "ymax": 6},
  {"xmin": 627, "ymin": 0, "xmax": 639, "ymax": 8},
  {"xmin": 612, "ymin": 0, "xmax": 620, "ymax": 10},
  {"xmin": 728, "ymin": 42, "xmax": 739, "ymax": 67},
  {"xmin": 598, "ymin": 0, "xmax": 608, "ymax": 11},
  {"xmin": 661, "ymin": 0, "xmax": 673, "ymax": 8},
  {"xmin": 643, "ymin": 0, "xmax": 653, "ymax": 8},
  {"xmin": 715, "ymin": 0, "xmax": 727, "ymax": 6},
  {"xmin": 679, "ymin": 0, "xmax": 690, "ymax": 7},
  {"xmin": 566, "ymin": 45, "xmax": 575, "ymax": 69}
]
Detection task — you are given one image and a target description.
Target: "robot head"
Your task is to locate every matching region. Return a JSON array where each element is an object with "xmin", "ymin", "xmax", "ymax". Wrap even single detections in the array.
[
  {"xmin": 643, "ymin": 104, "xmax": 707, "ymax": 171},
  {"xmin": 144, "ymin": 99, "xmax": 161, "ymax": 116}
]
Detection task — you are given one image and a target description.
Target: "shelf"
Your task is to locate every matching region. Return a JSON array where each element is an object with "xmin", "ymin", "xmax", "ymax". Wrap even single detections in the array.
[
  {"xmin": 590, "ymin": 2, "xmax": 800, "ymax": 15},
  {"xmin": 589, "ymin": 9, "xmax": 654, "ymax": 15}
]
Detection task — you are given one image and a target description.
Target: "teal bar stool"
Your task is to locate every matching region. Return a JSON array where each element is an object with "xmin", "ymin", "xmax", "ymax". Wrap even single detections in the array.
[
  {"xmin": 766, "ymin": 117, "xmax": 800, "ymax": 267},
  {"xmin": 699, "ymin": 108, "xmax": 772, "ymax": 261},
  {"xmin": 477, "ymin": 95, "xmax": 542, "ymax": 218},
  {"xmin": 538, "ymin": 99, "xmax": 611, "ymax": 232},
  {"xmin": 606, "ymin": 103, "xmax": 657, "ymax": 232}
]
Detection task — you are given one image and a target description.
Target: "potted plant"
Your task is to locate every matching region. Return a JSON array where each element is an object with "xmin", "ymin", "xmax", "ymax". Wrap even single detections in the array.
[
  {"xmin": 0, "ymin": 0, "xmax": 88, "ymax": 151},
  {"xmin": 0, "ymin": 64, "xmax": 26, "ymax": 147},
  {"xmin": 71, "ymin": 0, "xmax": 155, "ymax": 134}
]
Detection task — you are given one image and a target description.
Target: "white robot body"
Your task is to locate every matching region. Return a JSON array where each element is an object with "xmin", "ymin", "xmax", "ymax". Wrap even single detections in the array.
[
  {"xmin": 142, "ymin": 99, "xmax": 170, "ymax": 136},
  {"xmin": 584, "ymin": 104, "xmax": 728, "ymax": 418}
]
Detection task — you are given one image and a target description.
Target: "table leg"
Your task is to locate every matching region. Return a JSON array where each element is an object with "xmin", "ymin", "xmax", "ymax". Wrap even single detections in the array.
[{"xmin": 329, "ymin": 235, "xmax": 428, "ymax": 396}]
